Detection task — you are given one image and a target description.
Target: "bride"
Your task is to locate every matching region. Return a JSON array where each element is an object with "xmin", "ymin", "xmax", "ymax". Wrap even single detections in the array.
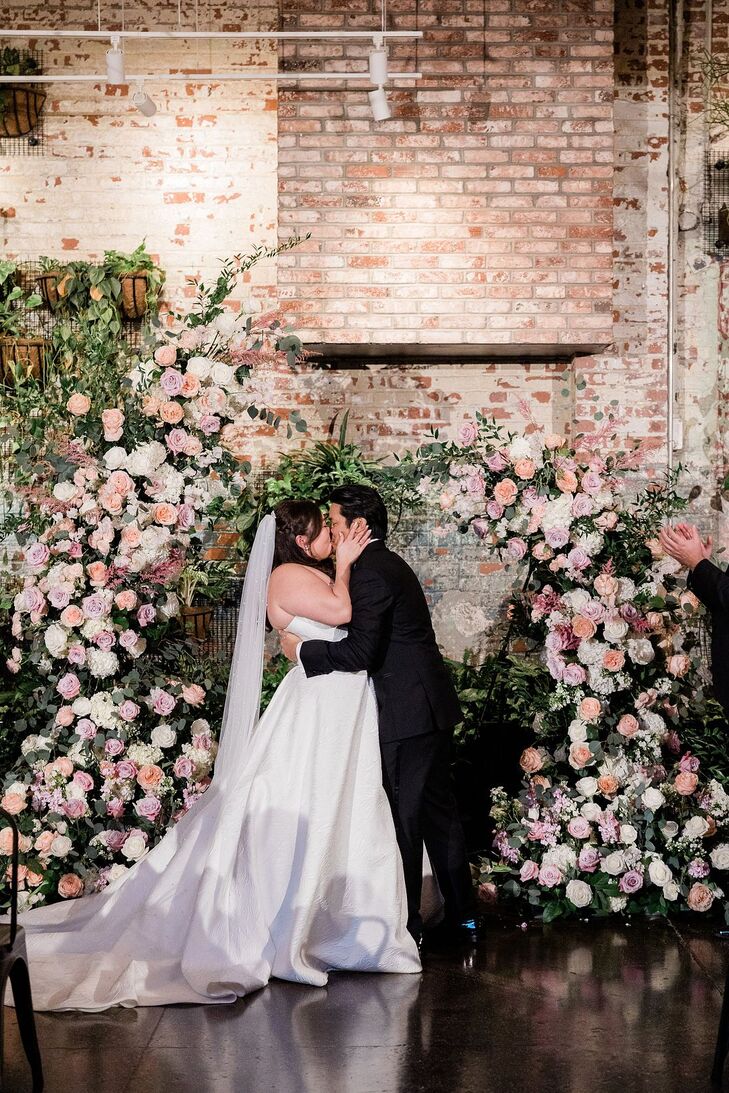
[{"xmin": 7, "ymin": 500, "xmax": 421, "ymax": 1011}]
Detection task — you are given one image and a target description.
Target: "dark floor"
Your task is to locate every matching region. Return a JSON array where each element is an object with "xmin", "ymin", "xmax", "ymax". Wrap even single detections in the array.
[{"xmin": 4, "ymin": 918, "xmax": 729, "ymax": 1093}]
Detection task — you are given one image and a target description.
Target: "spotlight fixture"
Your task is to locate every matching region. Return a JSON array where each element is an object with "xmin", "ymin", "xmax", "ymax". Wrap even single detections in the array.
[
  {"xmin": 131, "ymin": 82, "xmax": 156, "ymax": 116},
  {"xmin": 105, "ymin": 34, "xmax": 125, "ymax": 85},
  {"xmin": 368, "ymin": 85, "xmax": 391, "ymax": 122},
  {"xmin": 368, "ymin": 36, "xmax": 389, "ymax": 86}
]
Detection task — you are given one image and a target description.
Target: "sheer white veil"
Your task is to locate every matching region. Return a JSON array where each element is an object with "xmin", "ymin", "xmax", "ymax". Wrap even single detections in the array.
[{"xmin": 212, "ymin": 513, "xmax": 276, "ymax": 782}]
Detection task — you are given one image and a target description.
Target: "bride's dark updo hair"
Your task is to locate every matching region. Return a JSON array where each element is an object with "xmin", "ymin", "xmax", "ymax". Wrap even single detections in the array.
[{"xmin": 272, "ymin": 499, "xmax": 334, "ymax": 577}]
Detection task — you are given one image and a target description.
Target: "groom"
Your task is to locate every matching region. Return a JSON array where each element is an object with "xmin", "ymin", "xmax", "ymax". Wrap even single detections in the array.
[{"xmin": 280, "ymin": 484, "xmax": 476, "ymax": 947}]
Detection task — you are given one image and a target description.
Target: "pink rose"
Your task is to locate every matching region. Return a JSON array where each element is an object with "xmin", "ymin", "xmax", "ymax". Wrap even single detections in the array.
[
  {"xmin": 538, "ymin": 864, "xmax": 563, "ymax": 888},
  {"xmin": 57, "ymin": 672, "xmax": 81, "ymax": 700},
  {"xmin": 567, "ymin": 547, "xmax": 591, "ymax": 572},
  {"xmin": 137, "ymin": 604, "xmax": 156, "ymax": 627},
  {"xmin": 67, "ymin": 644, "xmax": 86, "ymax": 665},
  {"xmin": 107, "ymin": 471, "xmax": 134, "ymax": 497},
  {"xmin": 119, "ymin": 700, "xmax": 140, "ymax": 722},
  {"xmin": 177, "ymin": 504, "xmax": 196, "ymax": 530},
  {"xmin": 1, "ymin": 792, "xmax": 26, "ymax": 815},
  {"xmin": 76, "ymin": 718, "xmax": 97, "ymax": 740},
  {"xmin": 152, "ymin": 689, "xmax": 176, "ymax": 716},
  {"xmin": 486, "ymin": 451, "xmax": 509, "ymax": 472},
  {"xmin": 567, "ymin": 816, "xmax": 592, "ymax": 839},
  {"xmin": 458, "ymin": 421, "xmax": 479, "ymax": 446},
  {"xmin": 106, "ymin": 798, "xmax": 125, "ymax": 818},
  {"xmin": 679, "ymin": 752, "xmax": 700, "ymax": 773},
  {"xmin": 104, "ymin": 830, "xmax": 128, "ymax": 852},
  {"xmin": 513, "ymin": 458, "xmax": 536, "ymax": 480},
  {"xmin": 506, "ymin": 537, "xmax": 527, "ymax": 561},
  {"xmin": 562, "ymin": 663, "xmax": 587, "ymax": 686},
  {"xmin": 166, "ymin": 428, "xmax": 190, "ymax": 454},
  {"xmin": 580, "ymin": 697, "xmax": 602, "ymax": 721},
  {"xmin": 571, "ymin": 493, "xmax": 594, "ymax": 518},
  {"xmin": 174, "ymin": 756, "xmax": 194, "ymax": 779},
  {"xmin": 182, "ymin": 435, "xmax": 203, "ymax": 457},
  {"xmin": 569, "ymin": 743, "xmax": 594, "ymax": 769},
  {"xmin": 73, "ymin": 771, "xmax": 94, "ymax": 792},
  {"xmin": 82, "ymin": 594, "xmax": 108, "ymax": 620},
  {"xmin": 182, "ymin": 684, "xmax": 206, "ymax": 707},
  {"xmin": 25, "ymin": 542, "xmax": 50, "ymax": 569},
  {"xmin": 618, "ymin": 870, "xmax": 644, "ymax": 894},
  {"xmin": 160, "ymin": 368, "xmax": 184, "ymax": 396},
  {"xmin": 62, "ymin": 798, "xmax": 87, "ymax": 820},
  {"xmin": 116, "ymin": 760, "xmax": 138, "ymax": 780},
  {"xmin": 594, "ymin": 573, "xmax": 619, "ymax": 598},
  {"xmin": 520, "ymin": 860, "xmax": 540, "ymax": 882},
  {"xmin": 198, "ymin": 414, "xmax": 221, "ymax": 435},
  {"xmin": 101, "ymin": 407, "xmax": 125, "ymax": 442},
  {"xmin": 135, "ymin": 796, "xmax": 162, "ymax": 821},
  {"xmin": 192, "ymin": 732, "xmax": 212, "ymax": 750},
  {"xmin": 58, "ymin": 873, "xmax": 84, "ymax": 898},
  {"xmin": 667, "ymin": 654, "xmax": 691, "ymax": 679},
  {"xmin": 572, "ymin": 615, "xmax": 597, "ymax": 640},
  {"xmin": 93, "ymin": 630, "xmax": 116, "ymax": 652},
  {"xmin": 578, "ymin": 846, "xmax": 601, "ymax": 873},
  {"xmin": 104, "ymin": 738, "xmax": 125, "ymax": 757},
  {"xmin": 119, "ymin": 629, "xmax": 141, "ymax": 650},
  {"xmin": 55, "ymin": 706, "xmax": 75, "ymax": 727},
  {"xmin": 66, "ymin": 393, "xmax": 91, "ymax": 416},
  {"xmin": 485, "ymin": 501, "xmax": 504, "ymax": 520},
  {"xmin": 48, "ymin": 586, "xmax": 72, "ymax": 609},
  {"xmin": 581, "ymin": 472, "xmax": 603, "ymax": 495},
  {"xmin": 121, "ymin": 525, "xmax": 142, "ymax": 550},
  {"xmin": 154, "ymin": 344, "xmax": 177, "ymax": 367},
  {"xmin": 545, "ymin": 526, "xmax": 570, "ymax": 549}
]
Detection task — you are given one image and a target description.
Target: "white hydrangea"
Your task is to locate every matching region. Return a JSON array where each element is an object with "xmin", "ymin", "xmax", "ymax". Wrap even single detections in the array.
[
  {"xmin": 609, "ymin": 896, "xmax": 628, "ymax": 912},
  {"xmin": 541, "ymin": 494, "xmax": 575, "ymax": 533},
  {"xmin": 542, "ymin": 845, "xmax": 577, "ymax": 873},
  {"xmin": 89, "ymin": 692, "xmax": 118, "ymax": 730},
  {"xmin": 562, "ymin": 589, "xmax": 591, "ymax": 612},
  {"xmin": 573, "ymin": 531, "xmax": 604, "ymax": 556},
  {"xmin": 641, "ymin": 711, "xmax": 666, "ymax": 736},
  {"xmin": 127, "ymin": 742, "xmax": 163, "ymax": 766},
  {"xmin": 87, "ymin": 649, "xmax": 119, "ymax": 679},
  {"xmin": 145, "ymin": 465, "xmax": 186, "ymax": 504}
]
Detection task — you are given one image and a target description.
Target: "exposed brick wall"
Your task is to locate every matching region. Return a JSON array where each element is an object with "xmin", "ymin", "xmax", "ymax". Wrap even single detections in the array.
[{"xmin": 277, "ymin": 0, "xmax": 614, "ymax": 349}]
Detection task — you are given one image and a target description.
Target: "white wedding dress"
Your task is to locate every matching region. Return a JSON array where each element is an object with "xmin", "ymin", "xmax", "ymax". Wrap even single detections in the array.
[{"xmin": 8, "ymin": 615, "xmax": 420, "ymax": 1011}]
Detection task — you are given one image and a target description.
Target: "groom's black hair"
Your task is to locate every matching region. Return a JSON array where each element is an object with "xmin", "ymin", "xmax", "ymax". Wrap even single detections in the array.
[{"xmin": 330, "ymin": 484, "xmax": 388, "ymax": 541}]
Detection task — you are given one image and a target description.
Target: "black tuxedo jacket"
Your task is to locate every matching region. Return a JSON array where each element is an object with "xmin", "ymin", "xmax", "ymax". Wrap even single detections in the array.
[
  {"xmin": 688, "ymin": 558, "xmax": 729, "ymax": 715},
  {"xmin": 299, "ymin": 541, "xmax": 462, "ymax": 743}
]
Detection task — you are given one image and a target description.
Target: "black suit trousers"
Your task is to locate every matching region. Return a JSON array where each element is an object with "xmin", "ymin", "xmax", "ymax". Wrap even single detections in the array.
[{"xmin": 380, "ymin": 731, "xmax": 475, "ymax": 936}]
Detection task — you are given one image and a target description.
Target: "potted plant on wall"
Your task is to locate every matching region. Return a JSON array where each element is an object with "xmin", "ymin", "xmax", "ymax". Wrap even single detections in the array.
[
  {"xmin": 0, "ymin": 48, "xmax": 45, "ymax": 139},
  {"xmin": 178, "ymin": 559, "xmax": 238, "ymax": 643},
  {"xmin": 36, "ymin": 256, "xmax": 65, "ymax": 309},
  {"xmin": 0, "ymin": 283, "xmax": 44, "ymax": 383},
  {"xmin": 103, "ymin": 241, "xmax": 165, "ymax": 320}
]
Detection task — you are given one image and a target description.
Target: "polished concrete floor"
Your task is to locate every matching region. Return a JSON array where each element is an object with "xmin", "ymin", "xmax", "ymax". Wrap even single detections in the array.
[{"xmin": 4, "ymin": 918, "xmax": 729, "ymax": 1093}]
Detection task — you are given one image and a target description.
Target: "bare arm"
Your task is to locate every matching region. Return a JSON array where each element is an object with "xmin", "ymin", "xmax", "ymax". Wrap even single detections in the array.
[{"xmin": 268, "ymin": 525, "xmax": 370, "ymax": 628}]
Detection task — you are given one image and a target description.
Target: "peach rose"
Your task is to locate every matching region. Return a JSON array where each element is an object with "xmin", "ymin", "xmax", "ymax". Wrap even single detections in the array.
[
  {"xmin": 520, "ymin": 747, "xmax": 543, "ymax": 774},
  {"xmin": 142, "ymin": 395, "xmax": 162, "ymax": 417},
  {"xmin": 137, "ymin": 764, "xmax": 164, "ymax": 792},
  {"xmin": 101, "ymin": 408, "xmax": 125, "ymax": 441},
  {"xmin": 494, "ymin": 479, "xmax": 518, "ymax": 507},
  {"xmin": 687, "ymin": 882, "xmax": 714, "ymax": 912},
  {"xmin": 58, "ymin": 873, "xmax": 84, "ymax": 899},
  {"xmin": 645, "ymin": 611, "xmax": 664, "ymax": 631},
  {"xmin": 675, "ymin": 771, "xmax": 699, "ymax": 796},
  {"xmin": 86, "ymin": 561, "xmax": 109, "ymax": 586},
  {"xmin": 531, "ymin": 775, "xmax": 552, "ymax": 790},
  {"xmin": 597, "ymin": 774, "xmax": 620, "ymax": 797},
  {"xmin": 603, "ymin": 649, "xmax": 625, "ymax": 672},
  {"xmin": 544, "ymin": 433, "xmax": 566, "ymax": 450},
  {"xmin": 580, "ymin": 697, "xmax": 602, "ymax": 721},
  {"xmin": 569, "ymin": 743, "xmax": 593, "ymax": 769},
  {"xmin": 572, "ymin": 614, "xmax": 597, "ymax": 640},
  {"xmin": 50, "ymin": 757, "xmax": 74, "ymax": 778},
  {"xmin": 645, "ymin": 538, "xmax": 664, "ymax": 560},
  {"xmin": 617, "ymin": 714, "xmax": 639, "ymax": 738},
  {"xmin": 666, "ymin": 654, "xmax": 691, "ymax": 679},
  {"xmin": 154, "ymin": 344, "xmax": 177, "ymax": 367},
  {"xmin": 158, "ymin": 401, "xmax": 185, "ymax": 425},
  {"xmin": 55, "ymin": 706, "xmax": 75, "ymax": 727},
  {"xmin": 556, "ymin": 469, "xmax": 578, "ymax": 493},
  {"xmin": 0, "ymin": 827, "xmax": 14, "ymax": 855},
  {"xmin": 182, "ymin": 684, "xmax": 206, "ymax": 707},
  {"xmin": 593, "ymin": 573, "xmax": 619, "ymax": 598},
  {"xmin": 181, "ymin": 373, "xmax": 200, "ymax": 397},
  {"xmin": 26, "ymin": 870, "xmax": 44, "ymax": 888},
  {"xmin": 121, "ymin": 525, "xmax": 142, "ymax": 549},
  {"xmin": 34, "ymin": 830, "xmax": 56, "ymax": 855},
  {"xmin": 66, "ymin": 393, "xmax": 91, "ymax": 416},
  {"xmin": 153, "ymin": 503, "xmax": 178, "ymax": 526},
  {"xmin": 60, "ymin": 605, "xmax": 84, "ymax": 628},
  {"xmin": 97, "ymin": 484, "xmax": 124, "ymax": 515},
  {"xmin": 115, "ymin": 590, "xmax": 138, "ymax": 611},
  {"xmin": 1, "ymin": 792, "xmax": 26, "ymax": 815},
  {"xmin": 513, "ymin": 458, "xmax": 536, "ymax": 480},
  {"xmin": 108, "ymin": 471, "xmax": 134, "ymax": 497}
]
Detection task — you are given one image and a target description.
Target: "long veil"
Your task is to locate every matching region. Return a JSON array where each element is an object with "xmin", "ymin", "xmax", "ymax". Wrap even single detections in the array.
[{"xmin": 214, "ymin": 512, "xmax": 276, "ymax": 780}]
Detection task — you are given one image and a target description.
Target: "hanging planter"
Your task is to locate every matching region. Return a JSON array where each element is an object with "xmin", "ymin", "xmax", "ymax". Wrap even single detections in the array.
[
  {"xmin": 0, "ymin": 336, "xmax": 47, "ymax": 383},
  {"xmin": 0, "ymin": 87, "xmax": 46, "ymax": 137},
  {"xmin": 37, "ymin": 270, "xmax": 63, "ymax": 309},
  {"xmin": 119, "ymin": 272, "xmax": 150, "ymax": 320},
  {"xmin": 179, "ymin": 605, "xmax": 215, "ymax": 644}
]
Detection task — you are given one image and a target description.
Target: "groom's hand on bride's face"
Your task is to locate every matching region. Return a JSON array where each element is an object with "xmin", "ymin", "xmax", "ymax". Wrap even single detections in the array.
[{"xmin": 279, "ymin": 630, "xmax": 302, "ymax": 663}]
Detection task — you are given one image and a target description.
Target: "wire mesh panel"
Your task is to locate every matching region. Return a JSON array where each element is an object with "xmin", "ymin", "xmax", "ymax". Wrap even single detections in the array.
[
  {"xmin": 199, "ymin": 577, "xmax": 245, "ymax": 662},
  {"xmin": 704, "ymin": 151, "xmax": 729, "ymax": 257},
  {"xmin": 0, "ymin": 49, "xmax": 46, "ymax": 156}
]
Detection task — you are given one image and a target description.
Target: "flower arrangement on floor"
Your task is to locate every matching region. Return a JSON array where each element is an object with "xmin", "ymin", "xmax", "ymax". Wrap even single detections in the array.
[
  {"xmin": 414, "ymin": 413, "xmax": 729, "ymax": 921},
  {"xmin": 0, "ymin": 244, "xmax": 305, "ymax": 910}
]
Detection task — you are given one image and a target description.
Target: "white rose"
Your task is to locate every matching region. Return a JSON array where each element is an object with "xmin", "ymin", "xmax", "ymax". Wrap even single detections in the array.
[
  {"xmin": 683, "ymin": 816, "xmax": 709, "ymax": 841},
  {"xmin": 43, "ymin": 623, "xmax": 69, "ymax": 658},
  {"xmin": 627, "ymin": 638, "xmax": 655, "ymax": 666},
  {"xmin": 576, "ymin": 777, "xmax": 598, "ymax": 798},
  {"xmin": 72, "ymin": 697, "xmax": 92, "ymax": 717},
  {"xmin": 103, "ymin": 446, "xmax": 128, "ymax": 470},
  {"xmin": 643, "ymin": 788, "xmax": 665, "ymax": 812},
  {"xmin": 603, "ymin": 851, "xmax": 626, "ymax": 876},
  {"xmin": 620, "ymin": 824, "xmax": 638, "ymax": 845},
  {"xmin": 190, "ymin": 718, "xmax": 211, "ymax": 734},
  {"xmin": 566, "ymin": 879, "xmax": 593, "ymax": 908},
  {"xmin": 65, "ymin": 782, "xmax": 87, "ymax": 802},
  {"xmin": 581, "ymin": 802, "xmax": 603, "ymax": 822},
  {"xmin": 121, "ymin": 834, "xmax": 149, "ymax": 862},
  {"xmin": 711, "ymin": 844, "xmax": 729, "ymax": 871},
  {"xmin": 648, "ymin": 859, "xmax": 673, "ymax": 887},
  {"xmin": 661, "ymin": 821, "xmax": 679, "ymax": 840},
  {"xmin": 106, "ymin": 863, "xmax": 129, "ymax": 884},
  {"xmin": 663, "ymin": 880, "xmax": 679, "ymax": 901},
  {"xmin": 20, "ymin": 736, "xmax": 40, "ymax": 757},
  {"xmin": 211, "ymin": 362, "xmax": 235, "ymax": 388},
  {"xmin": 603, "ymin": 619, "xmax": 629, "ymax": 644},
  {"xmin": 50, "ymin": 835, "xmax": 72, "ymax": 858},
  {"xmin": 568, "ymin": 721, "xmax": 588, "ymax": 743},
  {"xmin": 53, "ymin": 481, "xmax": 77, "ymax": 502},
  {"xmin": 186, "ymin": 355, "xmax": 213, "ymax": 379},
  {"xmin": 151, "ymin": 725, "xmax": 177, "ymax": 749}
]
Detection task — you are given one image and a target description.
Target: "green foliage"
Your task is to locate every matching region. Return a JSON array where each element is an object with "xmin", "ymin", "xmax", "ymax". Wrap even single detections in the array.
[
  {"xmin": 0, "ymin": 48, "xmax": 40, "ymax": 77},
  {"xmin": 260, "ymin": 653, "xmax": 292, "ymax": 714},
  {"xmin": 103, "ymin": 241, "xmax": 165, "ymax": 313},
  {"xmin": 0, "ymin": 284, "xmax": 42, "ymax": 338},
  {"xmin": 178, "ymin": 560, "xmax": 239, "ymax": 608}
]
